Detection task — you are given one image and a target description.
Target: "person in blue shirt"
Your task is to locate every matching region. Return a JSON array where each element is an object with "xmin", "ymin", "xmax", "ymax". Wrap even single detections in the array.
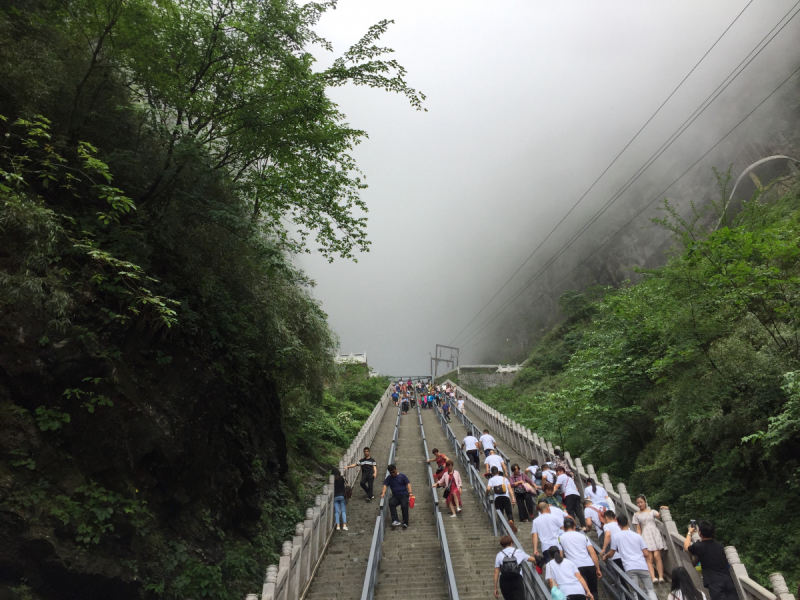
[{"xmin": 380, "ymin": 464, "xmax": 413, "ymax": 528}]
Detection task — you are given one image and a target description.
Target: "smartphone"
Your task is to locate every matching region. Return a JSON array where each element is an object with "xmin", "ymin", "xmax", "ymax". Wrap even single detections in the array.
[{"xmin": 690, "ymin": 519, "xmax": 697, "ymax": 529}]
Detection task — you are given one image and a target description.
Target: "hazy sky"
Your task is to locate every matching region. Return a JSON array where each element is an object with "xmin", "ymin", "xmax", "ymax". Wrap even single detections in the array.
[{"xmin": 296, "ymin": 0, "xmax": 800, "ymax": 376}]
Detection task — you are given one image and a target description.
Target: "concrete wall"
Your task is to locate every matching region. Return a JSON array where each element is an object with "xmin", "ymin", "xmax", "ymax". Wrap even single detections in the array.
[{"xmin": 458, "ymin": 371, "xmax": 515, "ymax": 389}]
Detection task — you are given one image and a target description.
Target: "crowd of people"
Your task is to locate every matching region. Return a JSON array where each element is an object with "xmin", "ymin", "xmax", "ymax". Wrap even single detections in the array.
[{"xmin": 331, "ymin": 379, "xmax": 739, "ymax": 600}]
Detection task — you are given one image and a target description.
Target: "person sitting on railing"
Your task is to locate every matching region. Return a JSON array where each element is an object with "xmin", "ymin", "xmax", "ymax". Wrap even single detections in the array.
[
  {"xmin": 583, "ymin": 478, "xmax": 611, "ymax": 510},
  {"xmin": 462, "ymin": 432, "xmax": 481, "ymax": 470},
  {"xmin": 432, "ymin": 459, "xmax": 462, "ymax": 517},
  {"xmin": 426, "ymin": 447, "xmax": 449, "ymax": 482},
  {"xmin": 599, "ymin": 510, "xmax": 624, "ymax": 572},
  {"xmin": 535, "ymin": 482, "xmax": 563, "ymax": 510},
  {"xmin": 526, "ymin": 459, "xmax": 542, "ymax": 488},
  {"xmin": 509, "ymin": 463, "xmax": 538, "ymax": 523},
  {"xmin": 545, "ymin": 545, "xmax": 594, "ymax": 600},
  {"xmin": 683, "ymin": 520, "xmax": 738, "ymax": 600},
  {"xmin": 632, "ymin": 495, "xmax": 668, "ymax": 583},
  {"xmin": 493, "ymin": 535, "xmax": 538, "ymax": 600},
  {"xmin": 601, "ymin": 515, "xmax": 658, "ymax": 600},
  {"xmin": 380, "ymin": 464, "xmax": 413, "ymax": 529},
  {"xmin": 480, "ymin": 429, "xmax": 497, "ymax": 459},
  {"xmin": 485, "ymin": 449, "xmax": 509, "ymax": 479},
  {"xmin": 532, "ymin": 501, "xmax": 566, "ymax": 565},
  {"xmin": 555, "ymin": 466, "xmax": 586, "ymax": 530},
  {"xmin": 487, "ymin": 466, "xmax": 518, "ymax": 533},
  {"xmin": 559, "ymin": 517, "xmax": 602, "ymax": 600},
  {"xmin": 668, "ymin": 567, "xmax": 706, "ymax": 600}
]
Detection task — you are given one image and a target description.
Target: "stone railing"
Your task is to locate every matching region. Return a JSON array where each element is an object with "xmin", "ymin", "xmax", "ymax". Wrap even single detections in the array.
[
  {"xmin": 246, "ymin": 385, "xmax": 393, "ymax": 600},
  {"xmin": 445, "ymin": 381, "xmax": 796, "ymax": 600}
]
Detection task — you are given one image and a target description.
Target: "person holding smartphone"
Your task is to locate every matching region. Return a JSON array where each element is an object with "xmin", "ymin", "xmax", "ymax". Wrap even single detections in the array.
[{"xmin": 683, "ymin": 521, "xmax": 738, "ymax": 600}]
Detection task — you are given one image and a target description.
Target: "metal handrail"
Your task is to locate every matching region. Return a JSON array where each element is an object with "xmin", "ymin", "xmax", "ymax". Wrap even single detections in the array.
[
  {"xmin": 360, "ymin": 406, "xmax": 401, "ymax": 600},
  {"xmin": 417, "ymin": 404, "xmax": 460, "ymax": 600},
  {"xmin": 496, "ymin": 511, "xmax": 553, "ymax": 600},
  {"xmin": 436, "ymin": 403, "xmax": 551, "ymax": 600},
  {"xmin": 447, "ymin": 385, "xmax": 649, "ymax": 600}
]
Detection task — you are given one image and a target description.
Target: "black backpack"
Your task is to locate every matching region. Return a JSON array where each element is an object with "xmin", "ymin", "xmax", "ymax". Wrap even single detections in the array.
[{"xmin": 500, "ymin": 549, "xmax": 521, "ymax": 574}]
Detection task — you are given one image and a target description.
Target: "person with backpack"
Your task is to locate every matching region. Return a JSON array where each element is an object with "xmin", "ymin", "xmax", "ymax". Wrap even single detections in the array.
[
  {"xmin": 493, "ymin": 535, "xmax": 538, "ymax": 600},
  {"xmin": 545, "ymin": 546, "xmax": 594, "ymax": 600},
  {"xmin": 487, "ymin": 466, "xmax": 517, "ymax": 533},
  {"xmin": 526, "ymin": 459, "xmax": 542, "ymax": 488},
  {"xmin": 559, "ymin": 517, "xmax": 601, "ymax": 599},
  {"xmin": 331, "ymin": 468, "xmax": 348, "ymax": 531},
  {"xmin": 432, "ymin": 459, "xmax": 462, "ymax": 517}
]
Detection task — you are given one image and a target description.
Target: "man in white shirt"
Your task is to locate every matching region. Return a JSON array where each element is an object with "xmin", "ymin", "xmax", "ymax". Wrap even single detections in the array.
[
  {"xmin": 462, "ymin": 434, "xmax": 480, "ymax": 470},
  {"xmin": 602, "ymin": 515, "xmax": 657, "ymax": 600},
  {"xmin": 484, "ymin": 449, "xmax": 508, "ymax": 478},
  {"xmin": 456, "ymin": 395, "xmax": 465, "ymax": 413},
  {"xmin": 541, "ymin": 463, "xmax": 555, "ymax": 488},
  {"xmin": 531, "ymin": 502, "xmax": 565, "ymax": 564},
  {"xmin": 599, "ymin": 510, "xmax": 624, "ymax": 573},
  {"xmin": 479, "ymin": 429, "xmax": 496, "ymax": 459},
  {"xmin": 559, "ymin": 517, "xmax": 601, "ymax": 599},
  {"xmin": 554, "ymin": 466, "xmax": 586, "ymax": 529}
]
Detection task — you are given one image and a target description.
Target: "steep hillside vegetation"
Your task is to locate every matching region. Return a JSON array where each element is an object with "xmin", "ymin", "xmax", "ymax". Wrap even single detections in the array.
[
  {"xmin": 0, "ymin": 0, "xmax": 413, "ymax": 598},
  {"xmin": 470, "ymin": 175, "xmax": 800, "ymax": 588}
]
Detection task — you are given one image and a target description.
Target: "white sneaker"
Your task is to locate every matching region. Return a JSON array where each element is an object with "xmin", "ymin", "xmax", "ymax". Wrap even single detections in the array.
[
  {"xmin": 343, "ymin": 525, "xmax": 348, "ymax": 531},
  {"xmin": 450, "ymin": 513, "xmax": 457, "ymax": 518},
  {"xmin": 335, "ymin": 525, "xmax": 340, "ymax": 531},
  {"xmin": 392, "ymin": 520, "xmax": 401, "ymax": 527}
]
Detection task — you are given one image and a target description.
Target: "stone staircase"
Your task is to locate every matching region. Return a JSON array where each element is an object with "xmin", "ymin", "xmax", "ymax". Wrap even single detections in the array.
[
  {"xmin": 304, "ymin": 409, "xmax": 397, "ymax": 600},
  {"xmin": 373, "ymin": 409, "xmax": 449, "ymax": 600},
  {"xmin": 420, "ymin": 407, "xmax": 499, "ymax": 600}
]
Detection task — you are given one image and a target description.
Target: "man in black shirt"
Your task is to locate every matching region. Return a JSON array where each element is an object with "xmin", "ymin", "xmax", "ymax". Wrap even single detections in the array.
[
  {"xmin": 345, "ymin": 447, "xmax": 377, "ymax": 501},
  {"xmin": 684, "ymin": 520, "xmax": 738, "ymax": 600}
]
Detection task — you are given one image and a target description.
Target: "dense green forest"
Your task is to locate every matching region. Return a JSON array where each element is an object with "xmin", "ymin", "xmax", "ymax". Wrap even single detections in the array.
[
  {"xmin": 466, "ymin": 174, "xmax": 800, "ymax": 588},
  {"xmin": 0, "ymin": 0, "xmax": 409, "ymax": 597}
]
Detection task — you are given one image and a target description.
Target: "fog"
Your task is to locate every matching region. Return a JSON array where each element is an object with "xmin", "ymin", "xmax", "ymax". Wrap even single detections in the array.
[{"xmin": 296, "ymin": 0, "xmax": 800, "ymax": 376}]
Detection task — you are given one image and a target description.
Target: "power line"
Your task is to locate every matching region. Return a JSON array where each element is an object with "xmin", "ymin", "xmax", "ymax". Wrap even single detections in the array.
[
  {"xmin": 448, "ymin": 0, "xmax": 756, "ymax": 347},
  {"xmin": 462, "ymin": 62, "xmax": 800, "ymax": 353},
  {"xmin": 455, "ymin": 2, "xmax": 800, "ymax": 350}
]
